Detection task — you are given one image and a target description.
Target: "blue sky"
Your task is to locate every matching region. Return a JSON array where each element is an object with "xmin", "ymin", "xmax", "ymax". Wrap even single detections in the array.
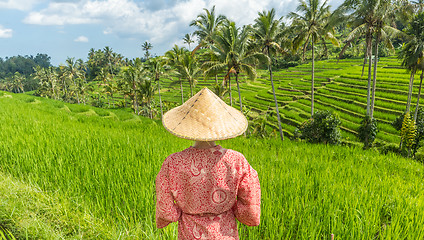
[{"xmin": 0, "ymin": 0, "xmax": 343, "ymax": 66}]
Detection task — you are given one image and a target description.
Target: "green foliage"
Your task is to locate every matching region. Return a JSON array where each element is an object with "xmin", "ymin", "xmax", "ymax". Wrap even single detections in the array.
[
  {"xmin": 378, "ymin": 142, "xmax": 401, "ymax": 155},
  {"xmin": 0, "ymin": 54, "xmax": 51, "ymax": 92},
  {"xmin": 357, "ymin": 115, "xmax": 379, "ymax": 149},
  {"xmin": 414, "ymin": 147, "xmax": 424, "ymax": 163},
  {"xmin": 400, "ymin": 112, "xmax": 417, "ymax": 157},
  {"xmin": 412, "ymin": 107, "xmax": 424, "ymax": 156},
  {"xmin": 398, "ymin": 12, "xmax": 424, "ymax": 71},
  {"xmin": 247, "ymin": 111, "xmax": 276, "ymax": 139},
  {"xmin": 0, "ymin": 54, "xmax": 51, "ymax": 79},
  {"xmin": 0, "ymin": 225, "xmax": 16, "ymax": 240},
  {"xmin": 272, "ymin": 55, "xmax": 300, "ymax": 69},
  {"xmin": 297, "ymin": 110, "xmax": 342, "ymax": 144},
  {"xmin": 392, "ymin": 113, "xmax": 405, "ymax": 131},
  {"xmin": 87, "ymin": 47, "xmax": 124, "ymax": 81}
]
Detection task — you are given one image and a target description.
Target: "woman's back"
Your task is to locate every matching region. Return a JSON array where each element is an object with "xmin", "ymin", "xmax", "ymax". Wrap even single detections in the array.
[{"xmin": 156, "ymin": 145, "xmax": 260, "ymax": 239}]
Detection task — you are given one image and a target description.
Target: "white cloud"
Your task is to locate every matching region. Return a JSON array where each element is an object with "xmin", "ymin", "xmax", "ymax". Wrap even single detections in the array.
[
  {"xmin": 24, "ymin": 2, "xmax": 98, "ymax": 25},
  {"xmin": 0, "ymin": 25, "xmax": 12, "ymax": 38},
  {"xmin": 74, "ymin": 35, "xmax": 88, "ymax": 42},
  {"xmin": 0, "ymin": 0, "xmax": 44, "ymax": 11},
  {"xmin": 21, "ymin": 0, "xmax": 343, "ymax": 54},
  {"xmin": 22, "ymin": 0, "xmax": 206, "ymax": 46}
]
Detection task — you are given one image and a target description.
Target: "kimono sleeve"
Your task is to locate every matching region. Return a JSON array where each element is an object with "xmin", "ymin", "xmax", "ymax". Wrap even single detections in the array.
[
  {"xmin": 232, "ymin": 157, "xmax": 261, "ymax": 226},
  {"xmin": 155, "ymin": 156, "xmax": 181, "ymax": 228}
]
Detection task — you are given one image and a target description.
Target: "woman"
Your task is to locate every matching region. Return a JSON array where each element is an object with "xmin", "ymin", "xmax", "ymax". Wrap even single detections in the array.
[{"xmin": 156, "ymin": 87, "xmax": 261, "ymax": 239}]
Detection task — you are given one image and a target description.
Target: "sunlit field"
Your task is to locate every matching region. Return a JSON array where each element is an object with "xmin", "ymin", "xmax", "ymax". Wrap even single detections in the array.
[{"xmin": 1, "ymin": 91, "xmax": 424, "ymax": 239}]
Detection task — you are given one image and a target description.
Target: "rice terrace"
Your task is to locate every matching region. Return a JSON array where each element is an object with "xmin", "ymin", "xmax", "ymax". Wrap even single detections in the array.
[{"xmin": 1, "ymin": 0, "xmax": 424, "ymax": 239}]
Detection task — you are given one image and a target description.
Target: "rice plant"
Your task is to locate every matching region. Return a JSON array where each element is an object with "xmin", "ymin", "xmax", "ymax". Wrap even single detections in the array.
[{"xmin": 2, "ymin": 92, "xmax": 424, "ymax": 239}]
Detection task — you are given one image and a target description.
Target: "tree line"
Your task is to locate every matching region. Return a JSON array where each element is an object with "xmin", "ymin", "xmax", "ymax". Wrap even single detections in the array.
[{"xmin": 0, "ymin": 54, "xmax": 51, "ymax": 93}]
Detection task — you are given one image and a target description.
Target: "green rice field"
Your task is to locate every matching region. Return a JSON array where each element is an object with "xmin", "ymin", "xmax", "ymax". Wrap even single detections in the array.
[
  {"xmin": 159, "ymin": 56, "xmax": 422, "ymax": 145},
  {"xmin": 1, "ymin": 91, "xmax": 424, "ymax": 239}
]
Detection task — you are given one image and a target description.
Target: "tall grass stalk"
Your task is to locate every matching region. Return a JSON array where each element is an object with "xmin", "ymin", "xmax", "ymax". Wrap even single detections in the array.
[{"xmin": 1, "ymin": 93, "xmax": 424, "ymax": 239}]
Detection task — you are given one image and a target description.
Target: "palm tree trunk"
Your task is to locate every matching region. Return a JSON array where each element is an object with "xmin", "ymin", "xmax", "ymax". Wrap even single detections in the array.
[
  {"xmin": 361, "ymin": 52, "xmax": 367, "ymax": 77},
  {"xmin": 190, "ymin": 78, "xmax": 193, "ymax": 97},
  {"xmin": 235, "ymin": 73, "xmax": 243, "ymax": 112},
  {"xmin": 133, "ymin": 81, "xmax": 138, "ymax": 114},
  {"xmin": 361, "ymin": 34, "xmax": 370, "ymax": 78},
  {"xmin": 311, "ymin": 39, "xmax": 315, "ymax": 118},
  {"xmin": 406, "ymin": 69, "xmax": 416, "ymax": 113},
  {"xmin": 180, "ymin": 78, "xmax": 184, "ymax": 104},
  {"xmin": 51, "ymin": 79, "xmax": 55, "ymax": 100},
  {"xmin": 149, "ymin": 99, "xmax": 153, "ymax": 119},
  {"xmin": 268, "ymin": 50, "xmax": 284, "ymax": 141},
  {"xmin": 215, "ymin": 75, "xmax": 218, "ymax": 85},
  {"xmin": 158, "ymin": 78, "xmax": 163, "ymax": 118},
  {"xmin": 414, "ymin": 70, "xmax": 424, "ymax": 122},
  {"xmin": 229, "ymin": 74, "xmax": 233, "ymax": 107},
  {"xmin": 134, "ymin": 95, "xmax": 138, "ymax": 114},
  {"xmin": 72, "ymin": 78, "xmax": 80, "ymax": 104},
  {"xmin": 370, "ymin": 35, "xmax": 379, "ymax": 119},
  {"xmin": 366, "ymin": 36, "xmax": 373, "ymax": 116}
]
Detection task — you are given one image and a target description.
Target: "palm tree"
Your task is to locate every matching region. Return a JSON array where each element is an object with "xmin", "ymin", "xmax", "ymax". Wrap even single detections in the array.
[
  {"xmin": 165, "ymin": 45, "xmax": 187, "ymax": 103},
  {"xmin": 142, "ymin": 41, "xmax": 153, "ymax": 60},
  {"xmin": 252, "ymin": 8, "xmax": 286, "ymax": 141},
  {"xmin": 204, "ymin": 20, "xmax": 268, "ymax": 112},
  {"xmin": 76, "ymin": 59, "xmax": 88, "ymax": 104},
  {"xmin": 144, "ymin": 57, "xmax": 168, "ymax": 118},
  {"xmin": 337, "ymin": 0, "xmax": 378, "ymax": 78},
  {"xmin": 33, "ymin": 66, "xmax": 59, "ymax": 99},
  {"xmin": 95, "ymin": 68, "xmax": 113, "ymax": 107},
  {"xmin": 103, "ymin": 46, "xmax": 115, "ymax": 76},
  {"xmin": 412, "ymin": 0, "xmax": 424, "ymax": 14},
  {"xmin": 190, "ymin": 6, "xmax": 227, "ymax": 88},
  {"xmin": 120, "ymin": 59, "xmax": 144, "ymax": 114},
  {"xmin": 289, "ymin": 0, "xmax": 339, "ymax": 117},
  {"xmin": 183, "ymin": 33, "xmax": 195, "ymax": 51},
  {"xmin": 190, "ymin": 6, "xmax": 227, "ymax": 51},
  {"xmin": 173, "ymin": 50, "xmax": 202, "ymax": 97},
  {"xmin": 369, "ymin": 1, "xmax": 400, "ymax": 119},
  {"xmin": 399, "ymin": 12, "xmax": 424, "ymax": 121},
  {"xmin": 337, "ymin": 0, "xmax": 398, "ymax": 118},
  {"xmin": 63, "ymin": 57, "xmax": 83, "ymax": 103},
  {"xmin": 139, "ymin": 75, "xmax": 156, "ymax": 118},
  {"xmin": 11, "ymin": 72, "xmax": 25, "ymax": 93}
]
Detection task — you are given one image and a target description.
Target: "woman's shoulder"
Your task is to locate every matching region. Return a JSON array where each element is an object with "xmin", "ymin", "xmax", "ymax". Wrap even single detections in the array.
[
  {"xmin": 224, "ymin": 148, "xmax": 248, "ymax": 163},
  {"xmin": 164, "ymin": 148, "xmax": 190, "ymax": 162},
  {"xmin": 225, "ymin": 148, "xmax": 244, "ymax": 157}
]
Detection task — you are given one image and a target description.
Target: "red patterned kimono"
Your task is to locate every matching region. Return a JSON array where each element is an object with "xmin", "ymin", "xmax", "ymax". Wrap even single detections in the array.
[{"xmin": 155, "ymin": 145, "xmax": 261, "ymax": 239}]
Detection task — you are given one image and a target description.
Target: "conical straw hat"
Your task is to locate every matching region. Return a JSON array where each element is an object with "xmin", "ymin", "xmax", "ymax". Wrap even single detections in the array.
[{"xmin": 162, "ymin": 87, "xmax": 248, "ymax": 141}]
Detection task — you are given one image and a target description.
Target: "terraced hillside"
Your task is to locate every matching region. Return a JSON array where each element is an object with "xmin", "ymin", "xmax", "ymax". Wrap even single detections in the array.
[{"xmin": 160, "ymin": 56, "xmax": 420, "ymax": 145}]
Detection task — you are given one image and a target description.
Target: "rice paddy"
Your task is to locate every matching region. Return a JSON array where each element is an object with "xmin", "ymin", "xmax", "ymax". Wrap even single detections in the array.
[
  {"xmin": 158, "ymin": 56, "xmax": 422, "ymax": 146},
  {"xmin": 1, "ymin": 91, "xmax": 424, "ymax": 239}
]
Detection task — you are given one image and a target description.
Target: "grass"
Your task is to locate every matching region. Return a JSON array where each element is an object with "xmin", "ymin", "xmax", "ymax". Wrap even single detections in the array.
[
  {"xmin": 0, "ymin": 171, "xmax": 114, "ymax": 239},
  {"xmin": 1, "ymin": 91, "xmax": 424, "ymax": 239}
]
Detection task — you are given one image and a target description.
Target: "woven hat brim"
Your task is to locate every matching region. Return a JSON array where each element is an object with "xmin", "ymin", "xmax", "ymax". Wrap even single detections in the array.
[
  {"xmin": 162, "ymin": 88, "xmax": 248, "ymax": 141},
  {"xmin": 162, "ymin": 107, "xmax": 248, "ymax": 141}
]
